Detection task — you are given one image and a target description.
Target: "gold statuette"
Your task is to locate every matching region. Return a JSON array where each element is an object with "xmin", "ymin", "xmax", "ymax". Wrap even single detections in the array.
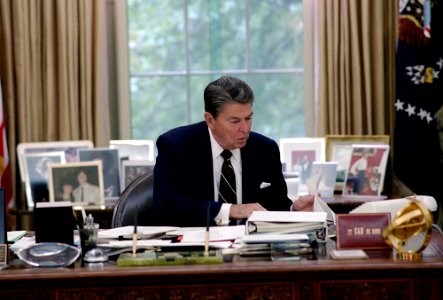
[{"xmin": 382, "ymin": 196, "xmax": 433, "ymax": 260}]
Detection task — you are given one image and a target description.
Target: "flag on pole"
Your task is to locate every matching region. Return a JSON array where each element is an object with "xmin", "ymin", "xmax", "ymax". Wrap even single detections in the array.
[
  {"xmin": 0, "ymin": 82, "xmax": 13, "ymax": 208},
  {"xmin": 394, "ymin": 0, "xmax": 443, "ymax": 204}
]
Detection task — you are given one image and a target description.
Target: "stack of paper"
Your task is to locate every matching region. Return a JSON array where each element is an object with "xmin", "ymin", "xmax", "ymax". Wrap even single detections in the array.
[
  {"xmin": 238, "ymin": 233, "xmax": 314, "ymax": 259},
  {"xmin": 246, "ymin": 211, "xmax": 328, "ymax": 243}
]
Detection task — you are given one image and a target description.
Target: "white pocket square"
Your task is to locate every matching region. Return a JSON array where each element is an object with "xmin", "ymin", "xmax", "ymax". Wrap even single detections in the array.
[{"xmin": 260, "ymin": 182, "xmax": 271, "ymax": 189}]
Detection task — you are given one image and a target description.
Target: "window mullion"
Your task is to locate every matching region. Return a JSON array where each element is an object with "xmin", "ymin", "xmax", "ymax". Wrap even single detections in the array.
[
  {"xmin": 184, "ymin": 0, "xmax": 191, "ymax": 124},
  {"xmin": 245, "ymin": 0, "xmax": 251, "ymax": 73}
]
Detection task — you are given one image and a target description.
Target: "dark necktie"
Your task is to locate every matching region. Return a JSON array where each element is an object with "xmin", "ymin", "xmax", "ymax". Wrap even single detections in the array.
[{"xmin": 219, "ymin": 149, "xmax": 237, "ymax": 204}]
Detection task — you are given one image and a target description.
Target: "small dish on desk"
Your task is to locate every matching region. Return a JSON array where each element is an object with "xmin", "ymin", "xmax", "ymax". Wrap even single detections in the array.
[{"xmin": 17, "ymin": 243, "xmax": 81, "ymax": 267}]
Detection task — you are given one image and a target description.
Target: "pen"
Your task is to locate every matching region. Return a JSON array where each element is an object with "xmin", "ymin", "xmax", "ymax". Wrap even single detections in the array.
[
  {"xmin": 72, "ymin": 209, "xmax": 83, "ymax": 230},
  {"xmin": 204, "ymin": 201, "xmax": 210, "ymax": 256},
  {"xmin": 132, "ymin": 212, "xmax": 138, "ymax": 258}
]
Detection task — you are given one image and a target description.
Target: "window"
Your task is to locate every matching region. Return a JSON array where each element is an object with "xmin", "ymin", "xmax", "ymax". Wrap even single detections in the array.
[{"xmin": 123, "ymin": 0, "xmax": 305, "ymax": 142}]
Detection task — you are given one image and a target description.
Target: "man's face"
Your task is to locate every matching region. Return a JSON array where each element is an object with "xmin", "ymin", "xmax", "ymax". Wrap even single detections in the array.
[
  {"xmin": 77, "ymin": 171, "xmax": 87, "ymax": 185},
  {"xmin": 205, "ymin": 102, "xmax": 253, "ymax": 150}
]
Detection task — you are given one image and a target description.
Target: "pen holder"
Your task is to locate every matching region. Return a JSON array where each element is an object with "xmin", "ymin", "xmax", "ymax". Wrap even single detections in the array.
[{"xmin": 79, "ymin": 223, "xmax": 99, "ymax": 259}]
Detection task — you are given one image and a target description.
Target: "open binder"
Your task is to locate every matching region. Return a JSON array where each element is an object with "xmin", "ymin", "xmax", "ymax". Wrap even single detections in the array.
[{"xmin": 246, "ymin": 211, "xmax": 328, "ymax": 242}]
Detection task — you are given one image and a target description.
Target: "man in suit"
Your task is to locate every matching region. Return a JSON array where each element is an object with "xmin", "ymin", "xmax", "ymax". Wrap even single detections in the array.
[
  {"xmin": 72, "ymin": 170, "xmax": 101, "ymax": 204},
  {"xmin": 153, "ymin": 76, "xmax": 314, "ymax": 227}
]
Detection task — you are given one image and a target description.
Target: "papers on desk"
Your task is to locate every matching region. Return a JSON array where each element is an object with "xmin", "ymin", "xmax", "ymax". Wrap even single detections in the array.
[
  {"xmin": 9, "ymin": 237, "xmax": 35, "ymax": 253},
  {"xmin": 7, "ymin": 231, "xmax": 27, "ymax": 243},
  {"xmin": 246, "ymin": 211, "xmax": 328, "ymax": 243},
  {"xmin": 237, "ymin": 233, "xmax": 315, "ymax": 259},
  {"xmin": 105, "ymin": 240, "xmax": 172, "ymax": 248},
  {"xmin": 306, "ymin": 171, "xmax": 336, "ymax": 224},
  {"xmin": 241, "ymin": 233, "xmax": 310, "ymax": 244},
  {"xmin": 97, "ymin": 225, "xmax": 243, "ymax": 250},
  {"xmin": 350, "ymin": 195, "xmax": 438, "ymax": 222},
  {"xmin": 98, "ymin": 226, "xmax": 179, "ymax": 239},
  {"xmin": 179, "ymin": 225, "xmax": 245, "ymax": 243},
  {"xmin": 246, "ymin": 211, "xmax": 327, "ymax": 233}
]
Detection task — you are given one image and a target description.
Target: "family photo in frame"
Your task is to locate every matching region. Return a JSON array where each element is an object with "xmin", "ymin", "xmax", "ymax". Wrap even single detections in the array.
[
  {"xmin": 279, "ymin": 138, "xmax": 325, "ymax": 175},
  {"xmin": 121, "ymin": 160, "xmax": 155, "ymax": 191},
  {"xmin": 343, "ymin": 144, "xmax": 390, "ymax": 197},
  {"xmin": 16, "ymin": 140, "xmax": 94, "ymax": 183},
  {"xmin": 47, "ymin": 161, "xmax": 105, "ymax": 206},
  {"xmin": 109, "ymin": 139, "xmax": 155, "ymax": 161},
  {"xmin": 79, "ymin": 148, "xmax": 121, "ymax": 199},
  {"xmin": 325, "ymin": 135, "xmax": 390, "ymax": 189},
  {"xmin": 279, "ymin": 138, "xmax": 326, "ymax": 195},
  {"xmin": 23, "ymin": 151, "xmax": 66, "ymax": 208}
]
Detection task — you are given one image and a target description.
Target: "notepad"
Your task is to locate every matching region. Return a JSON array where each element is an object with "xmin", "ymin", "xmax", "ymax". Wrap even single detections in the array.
[
  {"xmin": 7, "ymin": 231, "xmax": 27, "ymax": 243},
  {"xmin": 330, "ymin": 249, "xmax": 368, "ymax": 260}
]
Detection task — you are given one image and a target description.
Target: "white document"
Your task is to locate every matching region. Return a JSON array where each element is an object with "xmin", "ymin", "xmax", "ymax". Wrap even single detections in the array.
[
  {"xmin": 180, "ymin": 225, "xmax": 246, "ymax": 243},
  {"xmin": 248, "ymin": 211, "xmax": 327, "ymax": 223},
  {"xmin": 105, "ymin": 240, "xmax": 171, "ymax": 248},
  {"xmin": 350, "ymin": 195, "xmax": 437, "ymax": 222},
  {"xmin": 9, "ymin": 236, "xmax": 35, "ymax": 253},
  {"xmin": 162, "ymin": 241, "xmax": 233, "ymax": 249},
  {"xmin": 242, "ymin": 233, "xmax": 310, "ymax": 244},
  {"xmin": 7, "ymin": 231, "xmax": 27, "ymax": 243},
  {"xmin": 98, "ymin": 226, "xmax": 179, "ymax": 239},
  {"xmin": 306, "ymin": 171, "xmax": 336, "ymax": 224}
]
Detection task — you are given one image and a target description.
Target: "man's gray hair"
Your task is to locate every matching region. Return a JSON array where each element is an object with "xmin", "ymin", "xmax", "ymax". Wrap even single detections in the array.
[{"xmin": 204, "ymin": 76, "xmax": 254, "ymax": 118}]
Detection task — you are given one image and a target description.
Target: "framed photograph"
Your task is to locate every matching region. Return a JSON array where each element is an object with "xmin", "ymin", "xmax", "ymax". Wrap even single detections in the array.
[
  {"xmin": 47, "ymin": 161, "xmax": 104, "ymax": 206},
  {"xmin": 343, "ymin": 144, "xmax": 390, "ymax": 197},
  {"xmin": 78, "ymin": 148, "xmax": 120, "ymax": 198},
  {"xmin": 16, "ymin": 140, "xmax": 94, "ymax": 182},
  {"xmin": 310, "ymin": 162, "xmax": 338, "ymax": 199},
  {"xmin": 121, "ymin": 160, "xmax": 155, "ymax": 191},
  {"xmin": 279, "ymin": 138, "xmax": 325, "ymax": 182},
  {"xmin": 110, "ymin": 140, "xmax": 155, "ymax": 162},
  {"xmin": 23, "ymin": 152, "xmax": 66, "ymax": 208},
  {"xmin": 325, "ymin": 135, "xmax": 390, "ymax": 186}
]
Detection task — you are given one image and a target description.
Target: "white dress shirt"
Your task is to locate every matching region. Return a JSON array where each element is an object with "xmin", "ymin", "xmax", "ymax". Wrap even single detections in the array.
[{"xmin": 208, "ymin": 128, "xmax": 242, "ymax": 225}]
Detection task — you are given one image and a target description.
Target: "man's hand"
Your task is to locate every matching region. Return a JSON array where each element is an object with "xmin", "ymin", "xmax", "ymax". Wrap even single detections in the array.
[
  {"xmin": 292, "ymin": 194, "xmax": 314, "ymax": 211},
  {"xmin": 229, "ymin": 203, "xmax": 267, "ymax": 220}
]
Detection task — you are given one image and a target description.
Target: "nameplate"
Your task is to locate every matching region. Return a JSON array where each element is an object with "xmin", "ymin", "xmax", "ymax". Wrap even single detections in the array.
[
  {"xmin": 0, "ymin": 244, "xmax": 7, "ymax": 267},
  {"xmin": 336, "ymin": 213, "xmax": 391, "ymax": 250}
]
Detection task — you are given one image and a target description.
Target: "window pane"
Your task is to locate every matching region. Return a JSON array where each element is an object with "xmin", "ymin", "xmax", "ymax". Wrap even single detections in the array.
[
  {"xmin": 188, "ymin": 73, "xmax": 305, "ymax": 140},
  {"xmin": 126, "ymin": 0, "xmax": 305, "ymax": 144},
  {"xmin": 188, "ymin": 0, "xmax": 246, "ymax": 71},
  {"xmin": 238, "ymin": 74, "xmax": 305, "ymax": 139},
  {"xmin": 249, "ymin": 0, "xmax": 304, "ymax": 69},
  {"xmin": 130, "ymin": 77, "xmax": 188, "ymax": 140},
  {"xmin": 128, "ymin": 0, "xmax": 185, "ymax": 72}
]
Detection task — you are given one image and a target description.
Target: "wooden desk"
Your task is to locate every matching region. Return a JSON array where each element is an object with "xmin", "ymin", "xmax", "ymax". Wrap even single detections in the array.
[{"xmin": 1, "ymin": 230, "xmax": 442, "ymax": 300}]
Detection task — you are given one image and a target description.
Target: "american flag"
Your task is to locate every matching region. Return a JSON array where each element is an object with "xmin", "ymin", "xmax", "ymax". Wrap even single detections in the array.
[
  {"xmin": 394, "ymin": 0, "xmax": 443, "ymax": 205},
  {"xmin": 0, "ymin": 82, "xmax": 13, "ymax": 208}
]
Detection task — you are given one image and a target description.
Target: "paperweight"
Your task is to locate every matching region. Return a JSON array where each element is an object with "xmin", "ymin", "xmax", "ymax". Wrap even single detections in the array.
[{"xmin": 17, "ymin": 243, "xmax": 80, "ymax": 268}]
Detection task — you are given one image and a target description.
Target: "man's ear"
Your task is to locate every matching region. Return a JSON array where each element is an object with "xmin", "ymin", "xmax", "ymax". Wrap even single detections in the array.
[{"xmin": 204, "ymin": 112, "xmax": 214, "ymax": 129}]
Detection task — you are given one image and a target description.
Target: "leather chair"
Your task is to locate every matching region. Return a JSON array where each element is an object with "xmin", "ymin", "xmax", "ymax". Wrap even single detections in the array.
[{"xmin": 111, "ymin": 171, "xmax": 157, "ymax": 228}]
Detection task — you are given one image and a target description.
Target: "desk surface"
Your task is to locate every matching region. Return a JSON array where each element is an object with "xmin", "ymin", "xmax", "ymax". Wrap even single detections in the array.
[{"xmin": 1, "ymin": 229, "xmax": 443, "ymax": 300}]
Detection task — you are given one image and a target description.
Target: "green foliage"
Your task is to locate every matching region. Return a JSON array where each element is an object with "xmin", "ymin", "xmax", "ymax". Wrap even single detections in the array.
[{"xmin": 128, "ymin": 0, "xmax": 305, "ymax": 143}]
